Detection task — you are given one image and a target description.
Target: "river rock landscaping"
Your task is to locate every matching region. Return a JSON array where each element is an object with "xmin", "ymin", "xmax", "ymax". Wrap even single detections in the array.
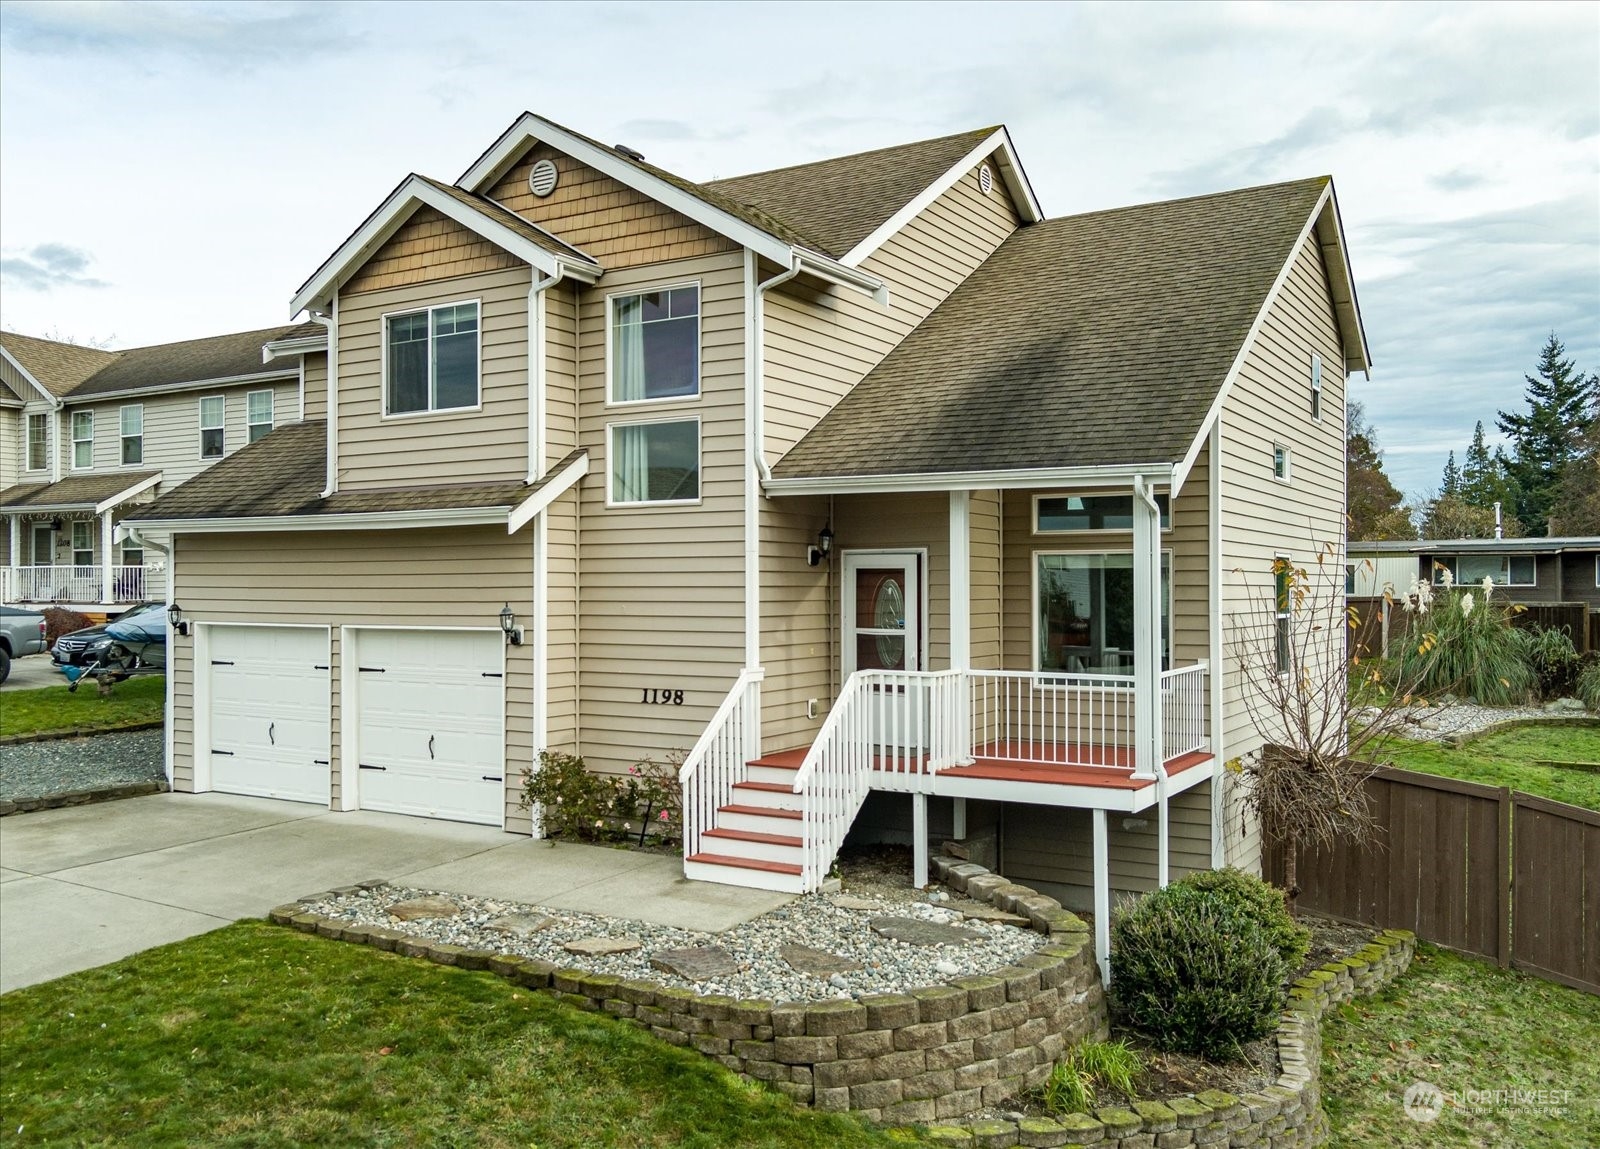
[{"xmin": 0, "ymin": 727, "xmax": 166, "ymax": 811}]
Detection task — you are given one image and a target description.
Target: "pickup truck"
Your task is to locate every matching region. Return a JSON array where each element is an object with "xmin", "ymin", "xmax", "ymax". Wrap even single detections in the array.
[{"xmin": 0, "ymin": 605, "xmax": 49, "ymax": 685}]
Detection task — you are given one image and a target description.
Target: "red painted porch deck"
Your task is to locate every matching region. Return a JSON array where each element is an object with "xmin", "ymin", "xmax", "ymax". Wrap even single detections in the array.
[{"xmin": 752, "ymin": 744, "xmax": 1214, "ymax": 790}]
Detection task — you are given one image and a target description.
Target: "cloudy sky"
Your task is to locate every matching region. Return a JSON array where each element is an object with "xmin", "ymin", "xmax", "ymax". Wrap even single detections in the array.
[{"xmin": 1, "ymin": 0, "xmax": 1595, "ymax": 494}]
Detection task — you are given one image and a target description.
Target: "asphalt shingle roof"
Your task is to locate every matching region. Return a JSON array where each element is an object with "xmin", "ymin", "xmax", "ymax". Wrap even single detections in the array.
[
  {"xmin": 124, "ymin": 421, "xmax": 581, "ymax": 522},
  {"xmin": 772, "ymin": 176, "xmax": 1330, "ymax": 480},
  {"xmin": 0, "ymin": 472, "xmax": 162, "ymax": 511},
  {"xmin": 62, "ymin": 324, "xmax": 320, "ymax": 400},
  {"xmin": 0, "ymin": 332, "xmax": 118, "ymax": 398},
  {"xmin": 706, "ymin": 127, "xmax": 1000, "ymax": 259}
]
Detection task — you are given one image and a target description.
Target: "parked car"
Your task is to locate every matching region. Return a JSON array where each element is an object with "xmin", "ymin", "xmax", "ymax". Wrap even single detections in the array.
[
  {"xmin": 0, "ymin": 605, "xmax": 49, "ymax": 685},
  {"xmin": 51, "ymin": 603, "xmax": 159, "ymax": 668}
]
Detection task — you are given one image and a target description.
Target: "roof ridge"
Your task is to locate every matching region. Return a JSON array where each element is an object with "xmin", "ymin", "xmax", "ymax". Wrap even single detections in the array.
[
  {"xmin": 1045, "ymin": 175, "xmax": 1330, "ymax": 226},
  {"xmin": 704, "ymin": 125, "xmax": 1000, "ymax": 187}
]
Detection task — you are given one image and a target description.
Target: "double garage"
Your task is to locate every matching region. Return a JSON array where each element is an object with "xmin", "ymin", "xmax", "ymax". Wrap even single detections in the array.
[{"xmin": 195, "ymin": 624, "xmax": 508, "ymax": 826}]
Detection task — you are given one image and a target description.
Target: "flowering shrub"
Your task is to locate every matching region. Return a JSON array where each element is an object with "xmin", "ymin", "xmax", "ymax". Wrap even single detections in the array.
[
  {"xmin": 1393, "ymin": 568, "xmax": 1533, "ymax": 705},
  {"xmin": 519, "ymin": 748, "xmax": 684, "ymax": 846}
]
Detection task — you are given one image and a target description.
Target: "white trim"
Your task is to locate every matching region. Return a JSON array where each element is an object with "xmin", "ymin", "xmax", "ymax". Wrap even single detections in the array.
[
  {"xmin": 531, "ymin": 512, "xmax": 548, "ymax": 822},
  {"xmin": 93, "ymin": 471, "xmax": 162, "ymax": 516},
  {"xmin": 1208, "ymin": 417, "xmax": 1226, "ymax": 869},
  {"xmin": 379, "ymin": 298, "xmax": 484, "ymax": 419},
  {"xmin": 61, "ymin": 369, "xmax": 297, "ymax": 406},
  {"xmin": 0, "ymin": 345, "xmax": 63, "ymax": 405},
  {"xmin": 764, "ymin": 462, "xmax": 1174, "ymax": 497},
  {"xmin": 291, "ymin": 174, "xmax": 599, "ymax": 315},
  {"xmin": 1092, "ymin": 808, "xmax": 1110, "ymax": 984},
  {"xmin": 949, "ymin": 490, "xmax": 971, "ymax": 672},
  {"xmin": 164, "ymin": 535, "xmax": 175, "ymax": 789},
  {"xmin": 1594, "ymin": 554, "xmax": 1599, "ymax": 589},
  {"xmin": 841, "ymin": 549, "xmax": 926, "ymax": 678},
  {"xmin": 744, "ymin": 249, "xmax": 764, "ymax": 671},
  {"xmin": 119, "ymin": 403, "xmax": 144, "ymax": 467},
  {"xmin": 1272, "ymin": 442, "xmax": 1291, "ymax": 483},
  {"xmin": 69, "ymin": 409, "xmax": 94, "ymax": 471},
  {"xmin": 458, "ymin": 114, "xmax": 794, "ymax": 266},
  {"xmin": 316, "ymin": 306, "xmax": 336, "ymax": 497},
  {"xmin": 131, "ymin": 505, "xmax": 515, "ymax": 534},
  {"xmin": 198, "ymin": 393, "xmax": 227, "ymax": 461},
  {"xmin": 603, "ymin": 415, "xmax": 703, "ymax": 508},
  {"xmin": 604, "ymin": 281, "xmax": 703, "ymax": 407},
  {"xmin": 262, "ymin": 334, "xmax": 328, "ymax": 362},
  {"xmin": 1030, "ymin": 547, "xmax": 1173, "ymax": 676},
  {"xmin": 24, "ymin": 411, "xmax": 49, "ymax": 473},
  {"xmin": 246, "ymin": 389, "xmax": 275, "ymax": 444},
  {"xmin": 508, "ymin": 450, "xmax": 589, "ymax": 535},
  {"xmin": 841, "ymin": 126, "xmax": 1043, "ymax": 267}
]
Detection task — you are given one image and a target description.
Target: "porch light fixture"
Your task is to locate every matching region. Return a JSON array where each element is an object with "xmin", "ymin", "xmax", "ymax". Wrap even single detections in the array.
[
  {"xmin": 807, "ymin": 526, "xmax": 834, "ymax": 568},
  {"xmin": 49, "ymin": 517, "xmax": 63, "ymax": 531},
  {"xmin": 499, "ymin": 603, "xmax": 524, "ymax": 646},
  {"xmin": 167, "ymin": 602, "xmax": 189, "ymax": 636}
]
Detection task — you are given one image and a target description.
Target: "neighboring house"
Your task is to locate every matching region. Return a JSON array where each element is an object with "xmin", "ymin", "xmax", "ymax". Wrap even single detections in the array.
[
  {"xmin": 1350, "ymin": 536, "xmax": 1600, "ymax": 652},
  {"xmin": 0, "ymin": 326, "xmax": 325, "ymax": 612},
  {"xmin": 122, "ymin": 113, "xmax": 1369, "ymax": 974}
]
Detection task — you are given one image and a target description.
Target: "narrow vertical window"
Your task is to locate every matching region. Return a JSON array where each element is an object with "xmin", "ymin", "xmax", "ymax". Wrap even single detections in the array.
[
  {"xmin": 71, "ymin": 520, "xmax": 93, "ymax": 568},
  {"xmin": 1310, "ymin": 354, "xmax": 1323, "ymax": 421},
  {"xmin": 199, "ymin": 396, "xmax": 225, "ymax": 459},
  {"xmin": 72, "ymin": 411, "xmax": 94, "ymax": 469},
  {"xmin": 120, "ymin": 405, "xmax": 143, "ymax": 465},
  {"xmin": 246, "ymin": 390, "xmax": 274, "ymax": 443},
  {"xmin": 1272, "ymin": 443, "xmax": 1291, "ymax": 482},
  {"xmin": 1274, "ymin": 557, "xmax": 1293, "ymax": 676},
  {"xmin": 27, "ymin": 413, "xmax": 47, "ymax": 470}
]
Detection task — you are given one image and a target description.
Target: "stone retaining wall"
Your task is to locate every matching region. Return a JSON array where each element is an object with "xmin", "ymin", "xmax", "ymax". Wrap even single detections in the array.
[
  {"xmin": 0, "ymin": 778, "xmax": 168, "ymax": 817},
  {"xmin": 923, "ymin": 928, "xmax": 1418, "ymax": 1148}
]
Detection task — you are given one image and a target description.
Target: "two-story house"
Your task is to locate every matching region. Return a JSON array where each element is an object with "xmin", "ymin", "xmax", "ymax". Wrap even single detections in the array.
[
  {"xmin": 123, "ymin": 113, "xmax": 1369, "ymax": 977},
  {"xmin": 1, "ymin": 326, "xmax": 325, "ymax": 612}
]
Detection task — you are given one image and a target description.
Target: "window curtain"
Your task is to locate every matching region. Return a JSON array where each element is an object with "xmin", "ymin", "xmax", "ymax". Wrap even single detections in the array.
[
  {"xmin": 613, "ymin": 423, "xmax": 652, "ymax": 502},
  {"xmin": 613, "ymin": 296, "xmax": 646, "ymax": 402}
]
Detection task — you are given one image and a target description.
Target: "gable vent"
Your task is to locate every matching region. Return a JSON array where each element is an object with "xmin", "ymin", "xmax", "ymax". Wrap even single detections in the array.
[
  {"xmin": 978, "ymin": 164, "xmax": 994, "ymax": 195},
  {"xmin": 528, "ymin": 159, "xmax": 559, "ymax": 197}
]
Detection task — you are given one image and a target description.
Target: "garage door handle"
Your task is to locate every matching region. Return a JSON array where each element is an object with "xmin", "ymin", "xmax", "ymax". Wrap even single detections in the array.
[
  {"xmin": 314, "ymin": 759, "xmax": 330, "ymax": 766},
  {"xmin": 268, "ymin": 722, "xmax": 275, "ymax": 746},
  {"xmin": 314, "ymin": 664, "xmax": 329, "ymax": 670},
  {"xmin": 212, "ymin": 749, "xmax": 234, "ymax": 756},
  {"xmin": 481, "ymin": 672, "xmax": 503, "ymax": 679},
  {"xmin": 427, "ymin": 735, "xmax": 435, "ymax": 760},
  {"xmin": 359, "ymin": 764, "xmax": 386, "ymax": 771},
  {"xmin": 358, "ymin": 666, "xmax": 386, "ymax": 673},
  {"xmin": 211, "ymin": 660, "xmax": 234, "ymax": 666},
  {"xmin": 482, "ymin": 775, "xmax": 503, "ymax": 783}
]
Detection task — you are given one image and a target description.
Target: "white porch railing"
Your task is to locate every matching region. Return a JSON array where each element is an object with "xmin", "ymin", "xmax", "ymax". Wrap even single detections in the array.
[
  {"xmin": 1160, "ymin": 662, "xmax": 1209, "ymax": 760},
  {"xmin": 1, "ymin": 564, "xmax": 159, "ymax": 605},
  {"xmin": 970, "ymin": 670, "xmax": 1137, "ymax": 768},
  {"xmin": 678, "ymin": 669, "xmax": 763, "ymax": 863}
]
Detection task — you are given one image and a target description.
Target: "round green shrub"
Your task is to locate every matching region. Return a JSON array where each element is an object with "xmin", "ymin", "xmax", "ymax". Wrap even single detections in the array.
[
  {"xmin": 1111, "ymin": 887, "xmax": 1288, "ymax": 1060},
  {"xmin": 1177, "ymin": 867, "xmax": 1310, "ymax": 967}
]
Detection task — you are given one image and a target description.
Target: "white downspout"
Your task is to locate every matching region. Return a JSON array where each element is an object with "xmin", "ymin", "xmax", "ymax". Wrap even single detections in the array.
[
  {"xmin": 1134, "ymin": 474, "xmax": 1169, "ymax": 886},
  {"xmin": 49, "ymin": 401, "xmax": 62, "ymax": 483},
  {"xmin": 527, "ymin": 267, "xmax": 568, "ymax": 484},
  {"xmin": 313, "ymin": 302, "xmax": 338, "ymax": 498},
  {"xmin": 1208, "ymin": 417, "xmax": 1226, "ymax": 869},
  {"xmin": 526, "ymin": 266, "xmax": 567, "ymax": 837}
]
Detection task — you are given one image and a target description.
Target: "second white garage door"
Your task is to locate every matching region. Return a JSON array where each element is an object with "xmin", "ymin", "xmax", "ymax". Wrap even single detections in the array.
[{"xmin": 352, "ymin": 629, "xmax": 505, "ymax": 826}]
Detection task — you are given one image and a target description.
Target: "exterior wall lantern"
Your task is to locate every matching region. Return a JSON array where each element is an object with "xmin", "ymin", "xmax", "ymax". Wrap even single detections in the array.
[
  {"xmin": 808, "ymin": 526, "xmax": 834, "ymax": 568},
  {"xmin": 167, "ymin": 602, "xmax": 190, "ymax": 636},
  {"xmin": 499, "ymin": 603, "xmax": 524, "ymax": 646}
]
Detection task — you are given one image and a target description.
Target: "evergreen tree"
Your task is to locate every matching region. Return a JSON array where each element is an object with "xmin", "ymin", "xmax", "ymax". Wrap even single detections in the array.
[
  {"xmin": 1458, "ymin": 421, "xmax": 1523, "ymax": 519},
  {"xmin": 1346, "ymin": 401, "xmax": 1410, "ymax": 540},
  {"xmin": 1497, "ymin": 333, "xmax": 1600, "ymax": 534},
  {"xmin": 1440, "ymin": 451, "xmax": 1462, "ymax": 497},
  {"xmin": 1548, "ymin": 416, "xmax": 1600, "ymax": 535}
]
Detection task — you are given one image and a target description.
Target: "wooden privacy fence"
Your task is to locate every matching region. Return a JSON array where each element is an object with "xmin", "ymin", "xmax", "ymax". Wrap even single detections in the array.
[
  {"xmin": 1268, "ymin": 766, "xmax": 1598, "ymax": 994},
  {"xmin": 1511, "ymin": 602, "xmax": 1593, "ymax": 654}
]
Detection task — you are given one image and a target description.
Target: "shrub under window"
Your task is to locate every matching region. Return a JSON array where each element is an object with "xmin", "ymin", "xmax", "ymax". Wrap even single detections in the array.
[{"xmin": 386, "ymin": 301, "xmax": 480, "ymax": 415}]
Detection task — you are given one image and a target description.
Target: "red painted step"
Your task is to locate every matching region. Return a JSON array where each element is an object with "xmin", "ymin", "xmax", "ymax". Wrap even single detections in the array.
[
  {"xmin": 747, "ymin": 748, "xmax": 807, "ymax": 769},
  {"xmin": 718, "ymin": 803, "xmax": 802, "ymax": 820},
  {"xmin": 704, "ymin": 827, "xmax": 803, "ymax": 848},
  {"xmin": 731, "ymin": 780, "xmax": 793, "ymax": 793},
  {"xmin": 686, "ymin": 852, "xmax": 802, "ymax": 876}
]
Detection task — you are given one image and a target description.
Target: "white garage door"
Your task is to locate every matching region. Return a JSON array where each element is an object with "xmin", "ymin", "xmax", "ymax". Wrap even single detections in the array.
[
  {"xmin": 207, "ymin": 625, "xmax": 331, "ymax": 805},
  {"xmin": 353, "ymin": 629, "xmax": 504, "ymax": 826}
]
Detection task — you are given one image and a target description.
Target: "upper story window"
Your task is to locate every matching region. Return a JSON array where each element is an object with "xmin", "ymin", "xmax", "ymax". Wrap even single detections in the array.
[
  {"xmin": 27, "ymin": 413, "xmax": 47, "ymax": 470},
  {"xmin": 608, "ymin": 285, "xmax": 700, "ymax": 404},
  {"xmin": 71, "ymin": 411, "xmax": 94, "ymax": 469},
  {"xmin": 1434, "ymin": 554, "xmax": 1536, "ymax": 587},
  {"xmin": 247, "ymin": 390, "xmax": 274, "ymax": 443},
  {"xmin": 1310, "ymin": 354, "xmax": 1323, "ymax": 422},
  {"xmin": 199, "ymin": 396, "xmax": 226, "ymax": 459},
  {"xmin": 1036, "ymin": 493, "xmax": 1170, "ymax": 534},
  {"xmin": 120, "ymin": 405, "xmax": 143, "ymax": 465},
  {"xmin": 385, "ymin": 300, "xmax": 480, "ymax": 416},
  {"xmin": 1273, "ymin": 443, "xmax": 1291, "ymax": 482},
  {"xmin": 607, "ymin": 417, "xmax": 700, "ymax": 506}
]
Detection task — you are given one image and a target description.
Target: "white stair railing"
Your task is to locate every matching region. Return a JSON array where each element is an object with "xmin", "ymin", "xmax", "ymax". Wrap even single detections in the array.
[
  {"xmin": 790, "ymin": 670, "xmax": 876, "ymax": 890},
  {"xmin": 1159, "ymin": 661, "xmax": 1209, "ymax": 761},
  {"xmin": 678, "ymin": 669, "xmax": 763, "ymax": 863}
]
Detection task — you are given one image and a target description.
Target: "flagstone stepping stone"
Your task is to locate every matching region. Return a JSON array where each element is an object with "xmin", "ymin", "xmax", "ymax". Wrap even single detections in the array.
[
  {"xmin": 828, "ymin": 895, "xmax": 883, "ymax": 911},
  {"xmin": 386, "ymin": 895, "xmax": 460, "ymax": 921},
  {"xmin": 487, "ymin": 913, "xmax": 555, "ymax": 937},
  {"xmin": 649, "ymin": 946, "xmax": 740, "ymax": 980},
  {"xmin": 563, "ymin": 936, "xmax": 643, "ymax": 956},
  {"xmin": 780, "ymin": 943, "xmax": 864, "ymax": 976},
  {"xmin": 958, "ymin": 904, "xmax": 1032, "ymax": 928},
  {"xmin": 869, "ymin": 916, "xmax": 986, "ymax": 946}
]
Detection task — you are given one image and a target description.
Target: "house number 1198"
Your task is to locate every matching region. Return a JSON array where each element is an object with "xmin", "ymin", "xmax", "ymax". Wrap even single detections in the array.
[{"xmin": 641, "ymin": 688, "xmax": 685, "ymax": 705}]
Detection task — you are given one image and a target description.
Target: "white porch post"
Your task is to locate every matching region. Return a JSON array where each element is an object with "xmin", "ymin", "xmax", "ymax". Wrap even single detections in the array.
[
  {"xmin": 1157, "ymin": 794, "xmax": 1170, "ymax": 888},
  {"xmin": 1131, "ymin": 478, "xmax": 1161, "ymax": 780},
  {"xmin": 6, "ymin": 514, "xmax": 19, "ymax": 600},
  {"xmin": 949, "ymin": 490, "xmax": 970, "ymax": 672},
  {"xmin": 99, "ymin": 510, "xmax": 114, "ymax": 603},
  {"xmin": 953, "ymin": 798, "xmax": 967, "ymax": 840},
  {"xmin": 1093, "ymin": 808, "xmax": 1111, "ymax": 985},
  {"xmin": 912, "ymin": 793, "xmax": 929, "ymax": 888}
]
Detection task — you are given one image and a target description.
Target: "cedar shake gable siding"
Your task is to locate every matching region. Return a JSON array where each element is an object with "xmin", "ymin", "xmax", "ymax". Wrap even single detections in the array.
[{"xmin": 773, "ymin": 177, "xmax": 1331, "ymax": 479}]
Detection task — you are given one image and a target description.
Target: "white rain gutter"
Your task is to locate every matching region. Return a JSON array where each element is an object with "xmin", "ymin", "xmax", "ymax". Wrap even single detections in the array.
[
  {"xmin": 313, "ymin": 305, "xmax": 337, "ymax": 498},
  {"xmin": 764, "ymin": 462, "xmax": 1175, "ymax": 497}
]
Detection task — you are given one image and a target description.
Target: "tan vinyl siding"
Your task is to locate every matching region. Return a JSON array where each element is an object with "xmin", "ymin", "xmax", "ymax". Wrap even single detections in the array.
[
  {"xmin": 344, "ymin": 206, "xmax": 521, "ymax": 297},
  {"xmin": 971, "ymin": 490, "xmax": 1003, "ymax": 670},
  {"xmin": 335, "ymin": 265, "xmax": 534, "ymax": 491},
  {"xmin": 302, "ymin": 352, "xmax": 328, "ymax": 422},
  {"xmin": 760, "ymin": 160, "xmax": 1022, "ymax": 463},
  {"xmin": 760, "ymin": 493, "xmax": 833, "ymax": 751},
  {"xmin": 1218, "ymin": 232, "xmax": 1349, "ymax": 873},
  {"xmin": 0, "ymin": 407, "xmax": 19, "ymax": 489},
  {"xmin": 490, "ymin": 144, "xmax": 736, "ymax": 270},
  {"xmin": 168, "ymin": 527, "xmax": 536, "ymax": 833},
  {"xmin": 833, "ymin": 492, "xmax": 953, "ymax": 675},
  {"xmin": 576, "ymin": 252, "xmax": 747, "ymax": 775}
]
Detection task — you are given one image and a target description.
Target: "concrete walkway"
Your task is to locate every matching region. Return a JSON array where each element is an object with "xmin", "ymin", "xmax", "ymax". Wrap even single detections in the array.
[{"xmin": 0, "ymin": 792, "xmax": 791, "ymax": 994}]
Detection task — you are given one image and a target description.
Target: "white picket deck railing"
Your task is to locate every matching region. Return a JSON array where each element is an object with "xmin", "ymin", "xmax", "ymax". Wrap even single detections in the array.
[{"xmin": 2, "ymin": 564, "xmax": 160, "ymax": 605}]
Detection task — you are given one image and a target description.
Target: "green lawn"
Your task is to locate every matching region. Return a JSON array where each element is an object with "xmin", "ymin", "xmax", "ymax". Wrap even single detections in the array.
[
  {"xmin": 1379, "ymin": 724, "xmax": 1600, "ymax": 810},
  {"xmin": 0, "ymin": 674, "xmax": 165, "ymax": 739},
  {"xmin": 1322, "ymin": 943, "xmax": 1600, "ymax": 1147},
  {"xmin": 0, "ymin": 922, "xmax": 912, "ymax": 1148}
]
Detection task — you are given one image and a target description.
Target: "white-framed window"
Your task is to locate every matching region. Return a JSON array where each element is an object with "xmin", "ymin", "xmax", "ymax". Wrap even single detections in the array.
[
  {"xmin": 1274, "ymin": 554, "xmax": 1293, "ymax": 676},
  {"xmin": 1434, "ymin": 554, "xmax": 1536, "ymax": 587},
  {"xmin": 1310, "ymin": 354, "xmax": 1323, "ymax": 422},
  {"xmin": 121, "ymin": 541, "xmax": 143, "ymax": 568},
  {"xmin": 120, "ymin": 404, "xmax": 143, "ymax": 465},
  {"xmin": 27, "ymin": 413, "xmax": 47, "ymax": 470},
  {"xmin": 606, "ymin": 417, "xmax": 700, "ymax": 506},
  {"xmin": 607, "ymin": 284, "xmax": 701, "ymax": 405},
  {"xmin": 1035, "ymin": 492, "xmax": 1171, "ymax": 534},
  {"xmin": 71, "ymin": 411, "xmax": 94, "ymax": 469},
  {"xmin": 246, "ymin": 389, "xmax": 274, "ymax": 443},
  {"xmin": 1273, "ymin": 443, "xmax": 1291, "ymax": 482},
  {"xmin": 71, "ymin": 520, "xmax": 93, "ymax": 567},
  {"xmin": 1034, "ymin": 551, "xmax": 1171, "ymax": 676},
  {"xmin": 384, "ymin": 299, "xmax": 480, "ymax": 416},
  {"xmin": 199, "ymin": 395, "xmax": 225, "ymax": 459}
]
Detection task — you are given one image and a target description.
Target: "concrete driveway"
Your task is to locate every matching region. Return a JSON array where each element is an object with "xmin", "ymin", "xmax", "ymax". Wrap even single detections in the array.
[
  {"xmin": 1, "ymin": 653, "xmax": 62, "ymax": 691},
  {"xmin": 0, "ymin": 793, "xmax": 789, "ymax": 994}
]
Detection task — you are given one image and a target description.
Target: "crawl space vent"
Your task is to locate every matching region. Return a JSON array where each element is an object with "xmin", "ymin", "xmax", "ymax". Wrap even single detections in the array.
[
  {"xmin": 978, "ymin": 163, "xmax": 994, "ymax": 195},
  {"xmin": 529, "ymin": 159, "xmax": 559, "ymax": 197}
]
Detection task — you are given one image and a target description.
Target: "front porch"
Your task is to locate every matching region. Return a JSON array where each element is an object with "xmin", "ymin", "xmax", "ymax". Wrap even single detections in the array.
[{"xmin": 0, "ymin": 472, "xmax": 165, "ymax": 609}]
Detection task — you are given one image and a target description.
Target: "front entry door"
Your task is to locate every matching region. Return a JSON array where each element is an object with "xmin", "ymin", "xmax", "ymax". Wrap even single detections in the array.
[{"xmin": 842, "ymin": 551, "xmax": 925, "ymax": 762}]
